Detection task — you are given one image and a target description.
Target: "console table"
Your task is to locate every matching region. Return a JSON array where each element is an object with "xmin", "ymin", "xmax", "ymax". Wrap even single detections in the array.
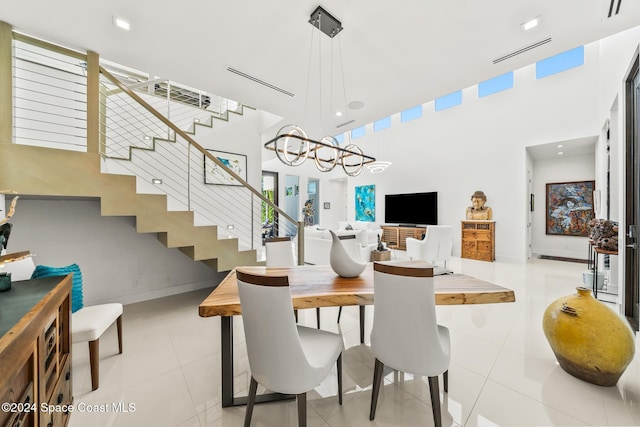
[
  {"xmin": 0, "ymin": 274, "xmax": 73, "ymax": 427},
  {"xmin": 461, "ymin": 220, "xmax": 496, "ymax": 261},
  {"xmin": 381, "ymin": 225, "xmax": 426, "ymax": 251}
]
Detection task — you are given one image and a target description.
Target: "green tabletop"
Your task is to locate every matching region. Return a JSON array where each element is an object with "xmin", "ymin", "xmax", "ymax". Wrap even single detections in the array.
[{"xmin": 0, "ymin": 276, "xmax": 67, "ymax": 338}]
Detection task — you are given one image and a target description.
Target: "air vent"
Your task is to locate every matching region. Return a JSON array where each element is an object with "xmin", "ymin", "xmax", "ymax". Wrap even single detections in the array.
[
  {"xmin": 336, "ymin": 119, "xmax": 355, "ymax": 128},
  {"xmin": 226, "ymin": 67, "xmax": 295, "ymax": 97},
  {"xmin": 607, "ymin": 0, "xmax": 622, "ymax": 18},
  {"xmin": 492, "ymin": 38, "xmax": 552, "ymax": 64}
]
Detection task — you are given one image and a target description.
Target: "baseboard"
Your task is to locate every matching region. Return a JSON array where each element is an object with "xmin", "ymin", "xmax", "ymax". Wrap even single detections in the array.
[{"xmin": 87, "ymin": 280, "xmax": 217, "ymax": 306}]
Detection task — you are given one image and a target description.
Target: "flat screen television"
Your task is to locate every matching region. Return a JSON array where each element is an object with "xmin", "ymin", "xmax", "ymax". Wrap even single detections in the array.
[{"xmin": 384, "ymin": 192, "xmax": 437, "ymax": 226}]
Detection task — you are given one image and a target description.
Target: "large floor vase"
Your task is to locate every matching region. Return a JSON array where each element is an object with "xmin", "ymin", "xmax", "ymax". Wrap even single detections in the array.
[{"xmin": 542, "ymin": 287, "xmax": 635, "ymax": 386}]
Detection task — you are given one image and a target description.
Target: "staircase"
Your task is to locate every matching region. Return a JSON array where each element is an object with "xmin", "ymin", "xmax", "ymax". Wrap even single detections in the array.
[{"xmin": 0, "ymin": 142, "xmax": 261, "ymax": 272}]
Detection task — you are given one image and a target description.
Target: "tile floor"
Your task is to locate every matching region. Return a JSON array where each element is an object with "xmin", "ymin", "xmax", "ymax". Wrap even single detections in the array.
[{"xmin": 67, "ymin": 255, "xmax": 640, "ymax": 426}]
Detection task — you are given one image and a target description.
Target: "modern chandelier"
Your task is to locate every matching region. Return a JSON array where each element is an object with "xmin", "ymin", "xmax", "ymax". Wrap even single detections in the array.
[{"xmin": 263, "ymin": 6, "xmax": 375, "ymax": 177}]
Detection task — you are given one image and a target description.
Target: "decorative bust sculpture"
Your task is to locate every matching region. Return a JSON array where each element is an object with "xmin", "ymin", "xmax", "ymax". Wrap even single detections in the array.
[{"xmin": 466, "ymin": 191, "xmax": 492, "ymax": 220}]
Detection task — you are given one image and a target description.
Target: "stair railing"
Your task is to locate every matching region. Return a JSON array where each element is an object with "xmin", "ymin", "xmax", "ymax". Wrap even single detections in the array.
[
  {"xmin": 4, "ymin": 24, "xmax": 304, "ymax": 264},
  {"xmin": 99, "ymin": 66, "xmax": 304, "ymax": 261}
]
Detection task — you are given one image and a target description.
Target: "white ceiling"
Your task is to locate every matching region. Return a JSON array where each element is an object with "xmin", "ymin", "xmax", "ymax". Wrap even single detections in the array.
[{"xmin": 2, "ymin": 0, "xmax": 639, "ymax": 138}]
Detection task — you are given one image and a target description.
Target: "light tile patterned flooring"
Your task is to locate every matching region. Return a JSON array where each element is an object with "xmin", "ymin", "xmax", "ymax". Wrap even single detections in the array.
[{"xmin": 67, "ymin": 256, "xmax": 640, "ymax": 426}]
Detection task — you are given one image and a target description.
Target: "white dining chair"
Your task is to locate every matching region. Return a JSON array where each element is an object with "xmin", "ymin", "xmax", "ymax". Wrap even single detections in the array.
[
  {"xmin": 369, "ymin": 261, "xmax": 450, "ymax": 427},
  {"xmin": 265, "ymin": 236, "xmax": 323, "ymax": 328},
  {"xmin": 236, "ymin": 269, "xmax": 343, "ymax": 427},
  {"xmin": 265, "ymin": 236, "xmax": 296, "ymax": 267},
  {"xmin": 405, "ymin": 225, "xmax": 453, "ymax": 270}
]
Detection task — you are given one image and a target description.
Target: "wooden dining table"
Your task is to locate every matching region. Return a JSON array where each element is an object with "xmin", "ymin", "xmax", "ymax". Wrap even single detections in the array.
[{"xmin": 199, "ymin": 261, "xmax": 515, "ymax": 407}]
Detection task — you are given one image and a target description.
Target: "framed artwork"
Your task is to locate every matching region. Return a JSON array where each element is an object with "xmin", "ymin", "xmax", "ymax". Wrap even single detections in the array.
[
  {"xmin": 546, "ymin": 180, "xmax": 595, "ymax": 236},
  {"xmin": 355, "ymin": 185, "xmax": 375, "ymax": 221},
  {"xmin": 204, "ymin": 150, "xmax": 247, "ymax": 186}
]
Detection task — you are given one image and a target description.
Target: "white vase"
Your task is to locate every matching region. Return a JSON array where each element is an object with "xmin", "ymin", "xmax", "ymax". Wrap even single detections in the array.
[{"xmin": 329, "ymin": 230, "xmax": 366, "ymax": 278}]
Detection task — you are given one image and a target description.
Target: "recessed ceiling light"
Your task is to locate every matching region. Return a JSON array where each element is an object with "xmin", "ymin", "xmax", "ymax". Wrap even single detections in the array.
[
  {"xmin": 558, "ymin": 151, "xmax": 564, "ymax": 155},
  {"xmin": 557, "ymin": 144, "xmax": 564, "ymax": 148},
  {"xmin": 113, "ymin": 16, "xmax": 131, "ymax": 31},
  {"xmin": 151, "ymin": 178, "xmax": 162, "ymax": 184},
  {"xmin": 335, "ymin": 111, "xmax": 343, "ymax": 117},
  {"xmin": 522, "ymin": 16, "xmax": 540, "ymax": 31}
]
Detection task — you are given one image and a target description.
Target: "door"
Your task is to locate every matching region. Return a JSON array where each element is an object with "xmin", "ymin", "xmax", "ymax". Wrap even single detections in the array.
[
  {"xmin": 261, "ymin": 171, "xmax": 278, "ymax": 240},
  {"xmin": 624, "ymin": 53, "xmax": 639, "ymax": 331}
]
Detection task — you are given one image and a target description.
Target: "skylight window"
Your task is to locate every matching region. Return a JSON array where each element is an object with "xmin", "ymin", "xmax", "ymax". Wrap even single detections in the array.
[
  {"xmin": 374, "ymin": 117, "xmax": 391, "ymax": 132},
  {"xmin": 478, "ymin": 72, "xmax": 514, "ymax": 98},
  {"xmin": 435, "ymin": 91, "xmax": 462, "ymax": 111},
  {"xmin": 536, "ymin": 46, "xmax": 584, "ymax": 79},
  {"xmin": 400, "ymin": 105, "xmax": 422, "ymax": 122},
  {"xmin": 334, "ymin": 134, "xmax": 345, "ymax": 144}
]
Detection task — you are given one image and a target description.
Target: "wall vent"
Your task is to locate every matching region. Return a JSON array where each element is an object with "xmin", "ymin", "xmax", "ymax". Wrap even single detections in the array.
[
  {"xmin": 226, "ymin": 67, "xmax": 295, "ymax": 97},
  {"xmin": 607, "ymin": 0, "xmax": 622, "ymax": 18},
  {"xmin": 492, "ymin": 38, "xmax": 552, "ymax": 64},
  {"xmin": 336, "ymin": 119, "xmax": 355, "ymax": 128}
]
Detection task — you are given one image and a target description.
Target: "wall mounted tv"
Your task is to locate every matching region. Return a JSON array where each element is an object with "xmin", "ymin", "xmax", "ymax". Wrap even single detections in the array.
[{"xmin": 384, "ymin": 192, "xmax": 438, "ymax": 226}]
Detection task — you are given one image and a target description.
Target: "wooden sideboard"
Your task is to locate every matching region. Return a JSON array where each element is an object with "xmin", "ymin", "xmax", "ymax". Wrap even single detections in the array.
[
  {"xmin": 461, "ymin": 220, "xmax": 495, "ymax": 261},
  {"xmin": 0, "ymin": 274, "xmax": 73, "ymax": 427},
  {"xmin": 381, "ymin": 225, "xmax": 426, "ymax": 251}
]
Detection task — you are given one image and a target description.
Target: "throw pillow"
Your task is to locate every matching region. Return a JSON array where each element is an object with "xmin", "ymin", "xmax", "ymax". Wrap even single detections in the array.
[{"xmin": 31, "ymin": 264, "xmax": 84, "ymax": 313}]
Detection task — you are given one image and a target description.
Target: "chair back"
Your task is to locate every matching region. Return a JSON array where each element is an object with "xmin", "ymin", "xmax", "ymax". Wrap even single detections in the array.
[
  {"xmin": 265, "ymin": 237, "xmax": 296, "ymax": 267},
  {"xmin": 422, "ymin": 225, "xmax": 453, "ymax": 263},
  {"xmin": 370, "ymin": 262, "xmax": 449, "ymax": 376},
  {"xmin": 236, "ymin": 269, "xmax": 318, "ymax": 393}
]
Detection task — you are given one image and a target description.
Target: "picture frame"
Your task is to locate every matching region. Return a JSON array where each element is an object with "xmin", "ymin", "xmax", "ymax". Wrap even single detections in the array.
[
  {"xmin": 204, "ymin": 150, "xmax": 247, "ymax": 186},
  {"xmin": 545, "ymin": 180, "xmax": 595, "ymax": 236},
  {"xmin": 355, "ymin": 184, "xmax": 375, "ymax": 222}
]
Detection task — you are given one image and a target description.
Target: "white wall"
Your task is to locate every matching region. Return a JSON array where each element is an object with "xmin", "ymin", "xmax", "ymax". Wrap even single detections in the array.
[
  {"xmin": 5, "ymin": 198, "xmax": 224, "ymax": 306},
  {"xmin": 530, "ymin": 153, "xmax": 595, "ymax": 259},
  {"xmin": 336, "ymin": 27, "xmax": 640, "ymax": 263}
]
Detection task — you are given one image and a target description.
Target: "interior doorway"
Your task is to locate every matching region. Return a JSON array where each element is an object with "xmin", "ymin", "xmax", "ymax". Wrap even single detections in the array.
[
  {"xmin": 306, "ymin": 178, "xmax": 320, "ymax": 226},
  {"xmin": 261, "ymin": 171, "xmax": 278, "ymax": 241},
  {"xmin": 284, "ymin": 175, "xmax": 299, "ymax": 237},
  {"xmin": 624, "ymin": 52, "xmax": 639, "ymax": 331}
]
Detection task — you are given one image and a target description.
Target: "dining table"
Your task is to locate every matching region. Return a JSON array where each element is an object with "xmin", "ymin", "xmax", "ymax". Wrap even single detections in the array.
[{"xmin": 199, "ymin": 261, "xmax": 516, "ymax": 407}]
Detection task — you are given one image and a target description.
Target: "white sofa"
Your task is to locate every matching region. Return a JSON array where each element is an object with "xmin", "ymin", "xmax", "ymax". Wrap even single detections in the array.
[
  {"xmin": 303, "ymin": 226, "xmax": 376, "ymax": 265},
  {"xmin": 337, "ymin": 221, "xmax": 383, "ymax": 245}
]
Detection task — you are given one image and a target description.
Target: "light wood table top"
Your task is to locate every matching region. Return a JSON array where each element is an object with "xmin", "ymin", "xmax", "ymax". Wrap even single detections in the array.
[{"xmin": 199, "ymin": 262, "xmax": 516, "ymax": 317}]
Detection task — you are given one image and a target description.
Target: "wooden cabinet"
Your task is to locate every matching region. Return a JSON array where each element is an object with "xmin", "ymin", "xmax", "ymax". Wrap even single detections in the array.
[
  {"xmin": 0, "ymin": 274, "xmax": 72, "ymax": 427},
  {"xmin": 381, "ymin": 225, "xmax": 426, "ymax": 251},
  {"xmin": 461, "ymin": 220, "xmax": 495, "ymax": 262}
]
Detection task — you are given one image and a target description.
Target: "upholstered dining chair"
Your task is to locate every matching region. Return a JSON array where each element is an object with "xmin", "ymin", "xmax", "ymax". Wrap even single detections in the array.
[
  {"xmin": 9, "ymin": 257, "xmax": 124, "ymax": 391},
  {"xmin": 369, "ymin": 261, "xmax": 450, "ymax": 427},
  {"xmin": 405, "ymin": 225, "xmax": 453, "ymax": 270},
  {"xmin": 265, "ymin": 236, "xmax": 323, "ymax": 328},
  {"xmin": 236, "ymin": 269, "xmax": 343, "ymax": 427},
  {"xmin": 265, "ymin": 236, "xmax": 296, "ymax": 267}
]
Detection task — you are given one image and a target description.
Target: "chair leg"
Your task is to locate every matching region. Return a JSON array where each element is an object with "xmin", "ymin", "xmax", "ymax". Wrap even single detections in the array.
[
  {"xmin": 89, "ymin": 339, "xmax": 99, "ymax": 391},
  {"xmin": 316, "ymin": 307, "xmax": 321, "ymax": 329},
  {"xmin": 337, "ymin": 306, "xmax": 342, "ymax": 322},
  {"xmin": 244, "ymin": 377, "xmax": 258, "ymax": 427},
  {"xmin": 443, "ymin": 370, "xmax": 448, "ymax": 393},
  {"xmin": 428, "ymin": 376, "xmax": 442, "ymax": 427},
  {"xmin": 359, "ymin": 305, "xmax": 365, "ymax": 344},
  {"xmin": 116, "ymin": 315, "xmax": 123, "ymax": 354},
  {"xmin": 337, "ymin": 353, "xmax": 343, "ymax": 405},
  {"xmin": 370, "ymin": 358, "xmax": 384, "ymax": 420},
  {"xmin": 296, "ymin": 392, "xmax": 307, "ymax": 427}
]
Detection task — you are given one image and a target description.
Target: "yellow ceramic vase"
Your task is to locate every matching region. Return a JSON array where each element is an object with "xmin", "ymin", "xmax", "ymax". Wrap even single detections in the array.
[{"xmin": 542, "ymin": 287, "xmax": 635, "ymax": 386}]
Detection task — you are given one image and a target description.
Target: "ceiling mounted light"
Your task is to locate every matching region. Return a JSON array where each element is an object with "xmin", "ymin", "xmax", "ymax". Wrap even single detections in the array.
[
  {"xmin": 522, "ymin": 16, "xmax": 540, "ymax": 31},
  {"xmin": 263, "ymin": 5, "xmax": 375, "ymax": 176},
  {"xmin": 113, "ymin": 16, "xmax": 131, "ymax": 31}
]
